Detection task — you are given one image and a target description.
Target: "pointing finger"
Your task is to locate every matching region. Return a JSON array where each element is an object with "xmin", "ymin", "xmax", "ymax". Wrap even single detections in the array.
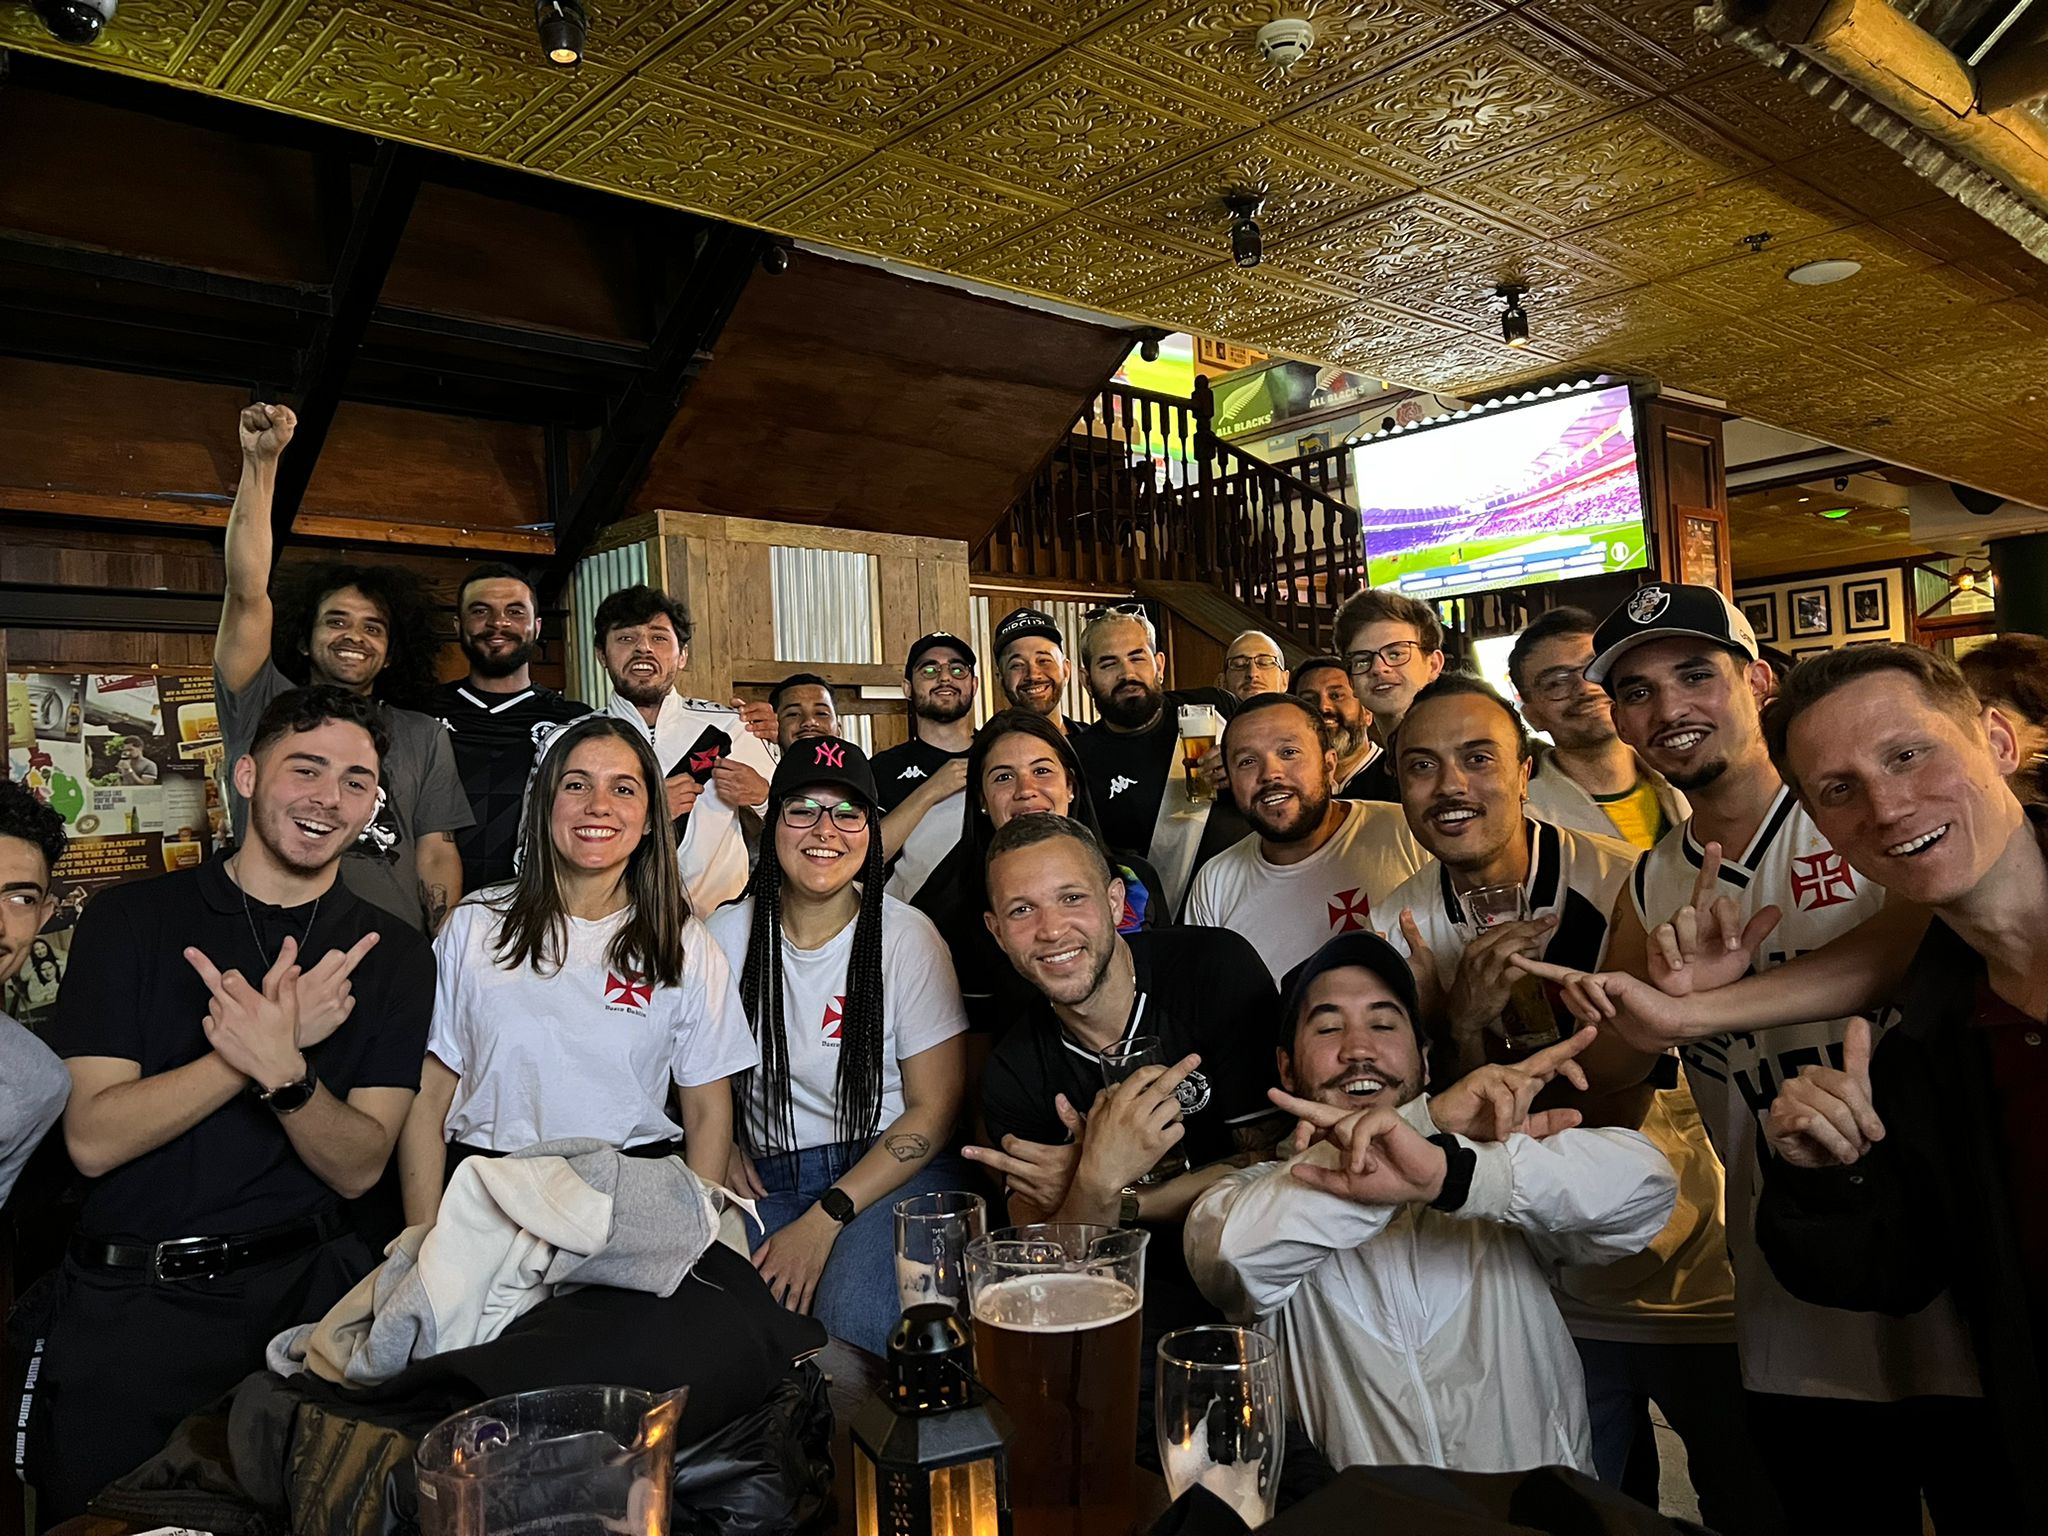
[
  {"xmin": 1270, "ymin": 1087, "xmax": 1351, "ymax": 1129},
  {"xmin": 184, "ymin": 946, "xmax": 227, "ymax": 994}
]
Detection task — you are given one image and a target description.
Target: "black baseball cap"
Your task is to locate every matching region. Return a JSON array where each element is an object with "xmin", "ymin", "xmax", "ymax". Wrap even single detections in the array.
[
  {"xmin": 992, "ymin": 607, "xmax": 1065, "ymax": 662},
  {"xmin": 769, "ymin": 734, "xmax": 878, "ymax": 808},
  {"xmin": 905, "ymin": 632, "xmax": 977, "ymax": 678},
  {"xmin": 1292, "ymin": 654, "xmax": 1346, "ymax": 687},
  {"xmin": 1585, "ymin": 582, "xmax": 1760, "ymax": 689},
  {"xmin": 1277, "ymin": 931, "xmax": 1424, "ymax": 1051}
]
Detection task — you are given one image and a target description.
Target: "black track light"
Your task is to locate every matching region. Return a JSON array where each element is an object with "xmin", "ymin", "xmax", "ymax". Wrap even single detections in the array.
[
  {"xmin": 536, "ymin": 0, "xmax": 587, "ymax": 65},
  {"xmin": 1495, "ymin": 283, "xmax": 1530, "ymax": 348},
  {"xmin": 1226, "ymin": 194, "xmax": 1265, "ymax": 270}
]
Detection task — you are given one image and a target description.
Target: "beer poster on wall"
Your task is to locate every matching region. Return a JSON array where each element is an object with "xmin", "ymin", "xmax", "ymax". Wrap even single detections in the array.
[{"xmin": 3, "ymin": 669, "xmax": 223, "ymax": 1027}]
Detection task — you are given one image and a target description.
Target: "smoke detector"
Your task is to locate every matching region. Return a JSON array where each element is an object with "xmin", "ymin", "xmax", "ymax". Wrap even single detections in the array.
[{"xmin": 1256, "ymin": 18, "xmax": 1314, "ymax": 69}]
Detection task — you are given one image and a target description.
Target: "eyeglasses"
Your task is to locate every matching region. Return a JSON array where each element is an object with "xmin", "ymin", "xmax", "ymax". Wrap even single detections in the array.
[
  {"xmin": 1530, "ymin": 664, "xmax": 1594, "ymax": 703},
  {"xmin": 1085, "ymin": 602, "xmax": 1148, "ymax": 622},
  {"xmin": 1224, "ymin": 654, "xmax": 1282, "ymax": 675},
  {"xmin": 914, "ymin": 660, "xmax": 974, "ymax": 681},
  {"xmin": 1345, "ymin": 641, "xmax": 1422, "ymax": 675},
  {"xmin": 779, "ymin": 797, "xmax": 868, "ymax": 833}
]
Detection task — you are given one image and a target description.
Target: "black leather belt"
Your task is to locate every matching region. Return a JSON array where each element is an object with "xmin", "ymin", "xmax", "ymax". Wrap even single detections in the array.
[{"xmin": 71, "ymin": 1209, "xmax": 344, "ymax": 1283}]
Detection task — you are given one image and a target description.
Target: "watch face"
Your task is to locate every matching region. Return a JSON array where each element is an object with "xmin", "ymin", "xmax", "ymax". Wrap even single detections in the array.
[
  {"xmin": 265, "ymin": 1074, "xmax": 317, "ymax": 1114},
  {"xmin": 821, "ymin": 1188, "xmax": 856, "ymax": 1224}
]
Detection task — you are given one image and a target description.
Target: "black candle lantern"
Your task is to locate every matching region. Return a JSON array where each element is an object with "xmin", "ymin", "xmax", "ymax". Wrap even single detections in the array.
[{"xmin": 851, "ymin": 1305, "xmax": 1013, "ymax": 1536}]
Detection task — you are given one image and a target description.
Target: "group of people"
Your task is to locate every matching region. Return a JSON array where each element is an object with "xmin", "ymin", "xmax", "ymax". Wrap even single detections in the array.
[{"xmin": 2, "ymin": 401, "xmax": 2045, "ymax": 1531}]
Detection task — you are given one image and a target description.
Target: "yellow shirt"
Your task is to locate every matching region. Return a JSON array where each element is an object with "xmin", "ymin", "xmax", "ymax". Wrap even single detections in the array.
[{"xmin": 1593, "ymin": 777, "xmax": 1669, "ymax": 852}]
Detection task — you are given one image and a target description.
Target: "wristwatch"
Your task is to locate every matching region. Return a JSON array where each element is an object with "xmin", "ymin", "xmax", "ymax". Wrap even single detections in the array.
[
  {"xmin": 1118, "ymin": 1189, "xmax": 1141, "ymax": 1227},
  {"xmin": 819, "ymin": 1186, "xmax": 857, "ymax": 1226},
  {"xmin": 258, "ymin": 1065, "xmax": 318, "ymax": 1116}
]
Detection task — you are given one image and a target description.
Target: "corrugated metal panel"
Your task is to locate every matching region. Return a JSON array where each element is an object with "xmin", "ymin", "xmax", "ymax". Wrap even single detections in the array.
[
  {"xmin": 570, "ymin": 541, "xmax": 649, "ymax": 705},
  {"xmin": 968, "ymin": 591, "xmax": 1113, "ymax": 729},
  {"xmin": 771, "ymin": 546, "xmax": 880, "ymax": 665}
]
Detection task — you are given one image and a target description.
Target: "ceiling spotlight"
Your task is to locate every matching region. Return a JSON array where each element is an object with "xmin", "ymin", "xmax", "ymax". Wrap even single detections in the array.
[
  {"xmin": 1495, "ymin": 283, "xmax": 1530, "ymax": 348},
  {"xmin": 1787, "ymin": 258, "xmax": 1863, "ymax": 285},
  {"xmin": 535, "ymin": 0, "xmax": 586, "ymax": 65},
  {"xmin": 1226, "ymin": 194, "xmax": 1264, "ymax": 269},
  {"xmin": 30, "ymin": 0, "xmax": 116, "ymax": 42}
]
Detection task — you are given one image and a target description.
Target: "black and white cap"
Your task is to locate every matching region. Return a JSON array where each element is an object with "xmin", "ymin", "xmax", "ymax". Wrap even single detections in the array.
[
  {"xmin": 904, "ymin": 631, "xmax": 977, "ymax": 678},
  {"xmin": 1585, "ymin": 583, "xmax": 1759, "ymax": 689},
  {"xmin": 991, "ymin": 607, "xmax": 1065, "ymax": 662}
]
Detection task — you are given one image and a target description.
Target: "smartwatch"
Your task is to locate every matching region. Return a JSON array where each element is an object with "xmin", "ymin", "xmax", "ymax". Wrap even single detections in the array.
[
  {"xmin": 819, "ymin": 1186, "xmax": 857, "ymax": 1226},
  {"xmin": 259, "ymin": 1065, "xmax": 318, "ymax": 1116}
]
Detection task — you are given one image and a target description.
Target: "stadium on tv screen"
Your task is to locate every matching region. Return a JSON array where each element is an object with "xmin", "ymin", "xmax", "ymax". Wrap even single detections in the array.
[{"xmin": 1352, "ymin": 385, "xmax": 1649, "ymax": 600}]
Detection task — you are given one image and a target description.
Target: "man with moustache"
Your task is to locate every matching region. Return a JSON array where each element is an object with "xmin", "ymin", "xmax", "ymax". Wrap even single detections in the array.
[
  {"xmin": 1294, "ymin": 655, "xmax": 1392, "ymax": 801},
  {"xmin": 430, "ymin": 563, "xmax": 588, "ymax": 888},
  {"xmin": 23, "ymin": 686, "xmax": 431, "ymax": 1521},
  {"xmin": 872, "ymin": 633, "xmax": 977, "ymax": 903},
  {"xmin": 1509, "ymin": 607, "xmax": 1686, "ymax": 850},
  {"xmin": 1187, "ymin": 694, "xmax": 1425, "ymax": 979},
  {"xmin": 214, "ymin": 404, "xmax": 471, "ymax": 931},
  {"xmin": 1071, "ymin": 606, "xmax": 1244, "ymax": 914},
  {"xmin": 1333, "ymin": 588, "xmax": 1448, "ymax": 802},
  {"xmin": 596, "ymin": 584, "xmax": 776, "ymax": 914},
  {"xmin": 1219, "ymin": 629, "xmax": 1289, "ymax": 701},
  {"xmin": 990, "ymin": 607, "xmax": 1083, "ymax": 734},
  {"xmin": 1559, "ymin": 585, "xmax": 1980, "ymax": 1533},
  {"xmin": 768, "ymin": 672, "xmax": 840, "ymax": 747}
]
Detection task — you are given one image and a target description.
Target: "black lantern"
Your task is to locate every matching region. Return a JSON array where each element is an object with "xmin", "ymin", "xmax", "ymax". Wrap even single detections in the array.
[{"xmin": 851, "ymin": 1305, "xmax": 1013, "ymax": 1536}]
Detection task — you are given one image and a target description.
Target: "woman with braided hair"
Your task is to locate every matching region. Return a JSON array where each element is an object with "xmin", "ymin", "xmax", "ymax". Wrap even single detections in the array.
[{"xmin": 704, "ymin": 735, "xmax": 968, "ymax": 1352}]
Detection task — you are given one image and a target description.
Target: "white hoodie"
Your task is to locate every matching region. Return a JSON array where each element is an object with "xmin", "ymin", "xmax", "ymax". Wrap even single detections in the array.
[{"xmin": 1183, "ymin": 1097, "xmax": 1676, "ymax": 1475}]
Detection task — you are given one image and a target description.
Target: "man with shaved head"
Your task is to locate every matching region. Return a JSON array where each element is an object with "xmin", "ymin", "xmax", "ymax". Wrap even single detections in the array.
[{"xmin": 1219, "ymin": 630, "xmax": 1288, "ymax": 701}]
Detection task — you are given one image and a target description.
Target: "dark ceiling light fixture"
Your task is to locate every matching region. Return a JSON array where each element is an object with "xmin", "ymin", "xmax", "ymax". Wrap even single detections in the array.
[
  {"xmin": 1495, "ymin": 282, "xmax": 1530, "ymax": 348},
  {"xmin": 1225, "ymin": 194, "xmax": 1264, "ymax": 269},
  {"xmin": 535, "ymin": 0, "xmax": 587, "ymax": 65}
]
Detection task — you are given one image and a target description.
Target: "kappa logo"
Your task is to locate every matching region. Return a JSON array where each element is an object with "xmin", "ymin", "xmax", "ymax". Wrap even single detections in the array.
[
  {"xmin": 1327, "ymin": 888, "xmax": 1371, "ymax": 933},
  {"xmin": 1108, "ymin": 774, "xmax": 1138, "ymax": 798},
  {"xmin": 605, "ymin": 971, "xmax": 653, "ymax": 1011},
  {"xmin": 1790, "ymin": 850, "xmax": 1859, "ymax": 910},
  {"xmin": 897, "ymin": 765, "xmax": 928, "ymax": 781},
  {"xmin": 1626, "ymin": 586, "xmax": 1672, "ymax": 625},
  {"xmin": 821, "ymin": 995, "xmax": 846, "ymax": 1045},
  {"xmin": 688, "ymin": 745, "xmax": 723, "ymax": 773},
  {"xmin": 815, "ymin": 742, "xmax": 846, "ymax": 769}
]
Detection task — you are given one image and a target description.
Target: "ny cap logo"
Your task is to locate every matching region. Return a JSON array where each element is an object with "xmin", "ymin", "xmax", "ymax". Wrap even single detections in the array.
[
  {"xmin": 1626, "ymin": 586, "xmax": 1671, "ymax": 625},
  {"xmin": 814, "ymin": 741, "xmax": 846, "ymax": 769}
]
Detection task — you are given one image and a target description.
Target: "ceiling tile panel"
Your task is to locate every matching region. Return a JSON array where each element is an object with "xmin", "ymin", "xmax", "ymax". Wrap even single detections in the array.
[
  {"xmin": 1262, "ymin": 192, "xmax": 1536, "ymax": 297},
  {"xmin": 949, "ymin": 213, "xmax": 1224, "ymax": 305},
  {"xmin": 1376, "ymin": 244, "xmax": 1631, "ymax": 329},
  {"xmin": 1571, "ymin": 171, "xmax": 1859, "ymax": 282},
  {"xmin": 1518, "ymin": 0, "xmax": 1737, "ymax": 89},
  {"xmin": 1677, "ymin": 63, "xmax": 1858, "ymax": 163},
  {"xmin": 764, "ymin": 153, "xmax": 1065, "ymax": 263}
]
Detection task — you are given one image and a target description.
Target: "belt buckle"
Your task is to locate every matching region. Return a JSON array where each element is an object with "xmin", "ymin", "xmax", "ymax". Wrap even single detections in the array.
[{"xmin": 152, "ymin": 1234, "xmax": 231, "ymax": 1283}]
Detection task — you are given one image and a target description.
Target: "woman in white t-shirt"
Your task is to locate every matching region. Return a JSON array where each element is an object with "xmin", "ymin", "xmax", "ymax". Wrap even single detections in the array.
[
  {"xmin": 397, "ymin": 715, "xmax": 757, "ymax": 1226},
  {"xmin": 704, "ymin": 734, "xmax": 968, "ymax": 1354}
]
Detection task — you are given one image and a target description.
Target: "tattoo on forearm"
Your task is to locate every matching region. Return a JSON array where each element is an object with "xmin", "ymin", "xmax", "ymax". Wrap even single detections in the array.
[
  {"xmin": 422, "ymin": 882, "xmax": 450, "ymax": 933},
  {"xmin": 884, "ymin": 1133, "xmax": 931, "ymax": 1163}
]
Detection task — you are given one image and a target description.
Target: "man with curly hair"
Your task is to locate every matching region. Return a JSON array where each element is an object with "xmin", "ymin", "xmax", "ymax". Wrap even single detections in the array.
[
  {"xmin": 212, "ymin": 404, "xmax": 471, "ymax": 931},
  {"xmin": 0, "ymin": 778, "xmax": 71, "ymax": 1207}
]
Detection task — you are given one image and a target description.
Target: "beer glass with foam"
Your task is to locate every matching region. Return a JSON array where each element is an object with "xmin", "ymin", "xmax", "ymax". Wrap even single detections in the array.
[
  {"xmin": 1459, "ymin": 881, "xmax": 1560, "ymax": 1050},
  {"xmin": 1176, "ymin": 703, "xmax": 1221, "ymax": 805},
  {"xmin": 965, "ymin": 1225, "xmax": 1148, "ymax": 1536}
]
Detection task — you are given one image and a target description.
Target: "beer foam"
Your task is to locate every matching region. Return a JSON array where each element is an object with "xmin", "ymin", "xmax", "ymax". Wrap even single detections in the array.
[
  {"xmin": 972, "ymin": 1272, "xmax": 1140, "ymax": 1331},
  {"xmin": 1164, "ymin": 1422, "xmax": 1268, "ymax": 1526}
]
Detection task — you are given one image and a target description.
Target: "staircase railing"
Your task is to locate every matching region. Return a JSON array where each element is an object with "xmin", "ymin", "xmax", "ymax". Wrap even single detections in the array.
[
  {"xmin": 977, "ymin": 377, "xmax": 1365, "ymax": 652},
  {"xmin": 1269, "ymin": 440, "xmax": 1355, "ymax": 506}
]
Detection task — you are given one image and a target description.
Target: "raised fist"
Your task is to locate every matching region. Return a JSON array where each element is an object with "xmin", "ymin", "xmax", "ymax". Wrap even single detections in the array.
[{"xmin": 239, "ymin": 402, "xmax": 297, "ymax": 464}]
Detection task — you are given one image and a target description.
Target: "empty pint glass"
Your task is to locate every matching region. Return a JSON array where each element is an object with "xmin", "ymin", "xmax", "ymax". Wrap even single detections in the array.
[
  {"xmin": 1099, "ymin": 1035, "xmax": 1191, "ymax": 1183},
  {"xmin": 1460, "ymin": 881, "xmax": 1559, "ymax": 1050},
  {"xmin": 1177, "ymin": 703, "xmax": 1222, "ymax": 805},
  {"xmin": 966, "ymin": 1225, "xmax": 1148, "ymax": 1536}
]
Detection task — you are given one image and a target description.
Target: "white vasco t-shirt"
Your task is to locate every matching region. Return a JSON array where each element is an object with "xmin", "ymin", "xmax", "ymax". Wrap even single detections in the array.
[
  {"xmin": 1185, "ymin": 800, "xmax": 1427, "ymax": 981},
  {"xmin": 430, "ymin": 892, "xmax": 760, "ymax": 1151},
  {"xmin": 704, "ymin": 893, "xmax": 968, "ymax": 1154},
  {"xmin": 1632, "ymin": 786, "xmax": 1979, "ymax": 1403}
]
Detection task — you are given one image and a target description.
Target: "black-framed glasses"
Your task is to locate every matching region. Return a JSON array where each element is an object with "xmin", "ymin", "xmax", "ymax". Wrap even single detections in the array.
[
  {"xmin": 1530, "ymin": 664, "xmax": 1593, "ymax": 702},
  {"xmin": 1224, "ymin": 653, "xmax": 1282, "ymax": 675},
  {"xmin": 914, "ymin": 660, "xmax": 974, "ymax": 681},
  {"xmin": 1345, "ymin": 641, "xmax": 1421, "ymax": 675},
  {"xmin": 1085, "ymin": 601, "xmax": 1148, "ymax": 622},
  {"xmin": 780, "ymin": 797, "xmax": 868, "ymax": 833}
]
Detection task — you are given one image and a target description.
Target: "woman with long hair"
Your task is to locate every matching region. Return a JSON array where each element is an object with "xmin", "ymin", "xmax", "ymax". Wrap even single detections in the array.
[
  {"xmin": 913, "ymin": 708, "xmax": 1167, "ymax": 1031},
  {"xmin": 397, "ymin": 715, "xmax": 755, "ymax": 1225},
  {"xmin": 705, "ymin": 735, "xmax": 967, "ymax": 1354}
]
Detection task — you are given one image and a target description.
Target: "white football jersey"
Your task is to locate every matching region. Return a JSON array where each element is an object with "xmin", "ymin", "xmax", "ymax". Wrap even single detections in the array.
[{"xmin": 1633, "ymin": 785, "xmax": 1978, "ymax": 1401}]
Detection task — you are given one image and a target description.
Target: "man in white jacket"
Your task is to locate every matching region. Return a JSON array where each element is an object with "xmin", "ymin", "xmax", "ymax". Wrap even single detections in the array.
[{"xmin": 1184, "ymin": 932, "xmax": 1676, "ymax": 1475}]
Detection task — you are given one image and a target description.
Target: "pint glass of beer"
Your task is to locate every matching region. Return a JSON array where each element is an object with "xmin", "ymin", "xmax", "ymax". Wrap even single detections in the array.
[
  {"xmin": 965, "ymin": 1225, "xmax": 1148, "ymax": 1536},
  {"xmin": 1176, "ymin": 704, "xmax": 1221, "ymax": 805},
  {"xmin": 1098, "ymin": 1035, "xmax": 1191, "ymax": 1183}
]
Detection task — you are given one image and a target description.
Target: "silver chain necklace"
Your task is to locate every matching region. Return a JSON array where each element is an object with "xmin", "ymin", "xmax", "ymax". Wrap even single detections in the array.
[{"xmin": 229, "ymin": 854, "xmax": 321, "ymax": 971}]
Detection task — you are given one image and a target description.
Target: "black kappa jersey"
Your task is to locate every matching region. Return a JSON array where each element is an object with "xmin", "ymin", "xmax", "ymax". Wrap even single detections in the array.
[
  {"xmin": 431, "ymin": 682, "xmax": 589, "ymax": 887},
  {"xmin": 870, "ymin": 737, "xmax": 969, "ymax": 814}
]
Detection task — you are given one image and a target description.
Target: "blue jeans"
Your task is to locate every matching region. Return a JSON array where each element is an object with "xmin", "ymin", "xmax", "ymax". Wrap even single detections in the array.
[{"xmin": 748, "ymin": 1138, "xmax": 971, "ymax": 1356}]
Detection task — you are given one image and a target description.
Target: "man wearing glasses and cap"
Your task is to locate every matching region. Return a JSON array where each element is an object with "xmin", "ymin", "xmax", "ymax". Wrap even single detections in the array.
[
  {"xmin": 872, "ymin": 632, "xmax": 979, "ymax": 903},
  {"xmin": 990, "ymin": 607, "xmax": 1084, "ymax": 735}
]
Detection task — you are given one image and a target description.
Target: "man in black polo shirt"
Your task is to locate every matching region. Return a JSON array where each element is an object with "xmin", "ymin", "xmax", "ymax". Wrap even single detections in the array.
[
  {"xmin": 29, "ymin": 685, "xmax": 433, "ymax": 1521},
  {"xmin": 431, "ymin": 562, "xmax": 588, "ymax": 888},
  {"xmin": 872, "ymin": 632, "xmax": 977, "ymax": 902},
  {"xmin": 1071, "ymin": 605, "xmax": 1246, "ymax": 915}
]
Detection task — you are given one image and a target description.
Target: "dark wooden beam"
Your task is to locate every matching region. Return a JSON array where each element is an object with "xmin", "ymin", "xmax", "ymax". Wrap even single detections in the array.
[
  {"xmin": 539, "ymin": 225, "xmax": 764, "ymax": 603},
  {"xmin": 268, "ymin": 140, "xmax": 423, "ymax": 555}
]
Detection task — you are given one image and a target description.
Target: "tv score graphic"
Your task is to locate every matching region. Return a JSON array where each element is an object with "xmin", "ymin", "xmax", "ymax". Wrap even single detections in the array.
[{"xmin": 1351, "ymin": 385, "xmax": 1649, "ymax": 601}]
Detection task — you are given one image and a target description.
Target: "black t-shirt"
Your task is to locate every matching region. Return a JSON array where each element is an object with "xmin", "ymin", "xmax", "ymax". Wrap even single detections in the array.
[
  {"xmin": 55, "ymin": 855, "xmax": 435, "ymax": 1243},
  {"xmin": 1073, "ymin": 689, "xmax": 1247, "ymax": 905},
  {"xmin": 1337, "ymin": 749, "xmax": 1400, "ymax": 804},
  {"xmin": 430, "ymin": 681, "xmax": 588, "ymax": 887},
  {"xmin": 870, "ymin": 736, "xmax": 968, "ymax": 814},
  {"xmin": 979, "ymin": 926, "xmax": 1280, "ymax": 1324}
]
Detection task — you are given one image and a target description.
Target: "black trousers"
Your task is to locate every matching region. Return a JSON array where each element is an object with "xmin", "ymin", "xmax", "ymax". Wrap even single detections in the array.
[
  {"xmin": 1746, "ymin": 1390, "xmax": 2020, "ymax": 1534},
  {"xmin": 28, "ymin": 1229, "xmax": 375, "ymax": 1529}
]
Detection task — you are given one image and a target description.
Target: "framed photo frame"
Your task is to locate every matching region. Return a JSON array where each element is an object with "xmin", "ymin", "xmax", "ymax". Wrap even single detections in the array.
[
  {"xmin": 1843, "ymin": 577, "xmax": 1890, "ymax": 634},
  {"xmin": 1738, "ymin": 593, "xmax": 1777, "ymax": 644},
  {"xmin": 1789, "ymin": 586, "xmax": 1833, "ymax": 638},
  {"xmin": 1792, "ymin": 644, "xmax": 1832, "ymax": 661}
]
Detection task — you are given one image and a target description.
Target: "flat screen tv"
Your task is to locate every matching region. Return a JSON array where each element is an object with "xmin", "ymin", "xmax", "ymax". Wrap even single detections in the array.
[{"xmin": 1349, "ymin": 384, "xmax": 1650, "ymax": 600}]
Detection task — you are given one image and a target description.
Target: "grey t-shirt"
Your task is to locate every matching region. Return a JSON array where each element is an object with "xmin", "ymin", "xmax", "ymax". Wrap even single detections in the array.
[
  {"xmin": 216, "ymin": 660, "xmax": 474, "ymax": 929},
  {"xmin": 1, "ymin": 1011, "xmax": 69, "ymax": 1206}
]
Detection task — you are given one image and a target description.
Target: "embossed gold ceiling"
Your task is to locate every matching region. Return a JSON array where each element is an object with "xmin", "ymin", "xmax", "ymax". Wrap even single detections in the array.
[{"xmin": 6, "ymin": 0, "xmax": 2048, "ymax": 503}]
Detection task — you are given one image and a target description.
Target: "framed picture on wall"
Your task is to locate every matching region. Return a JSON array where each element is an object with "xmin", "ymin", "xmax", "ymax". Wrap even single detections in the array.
[
  {"xmin": 1789, "ymin": 586, "xmax": 1832, "ymax": 637},
  {"xmin": 1844, "ymin": 578, "xmax": 1890, "ymax": 633},
  {"xmin": 1792, "ymin": 645, "xmax": 1832, "ymax": 661},
  {"xmin": 1739, "ymin": 594, "xmax": 1777, "ymax": 643}
]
